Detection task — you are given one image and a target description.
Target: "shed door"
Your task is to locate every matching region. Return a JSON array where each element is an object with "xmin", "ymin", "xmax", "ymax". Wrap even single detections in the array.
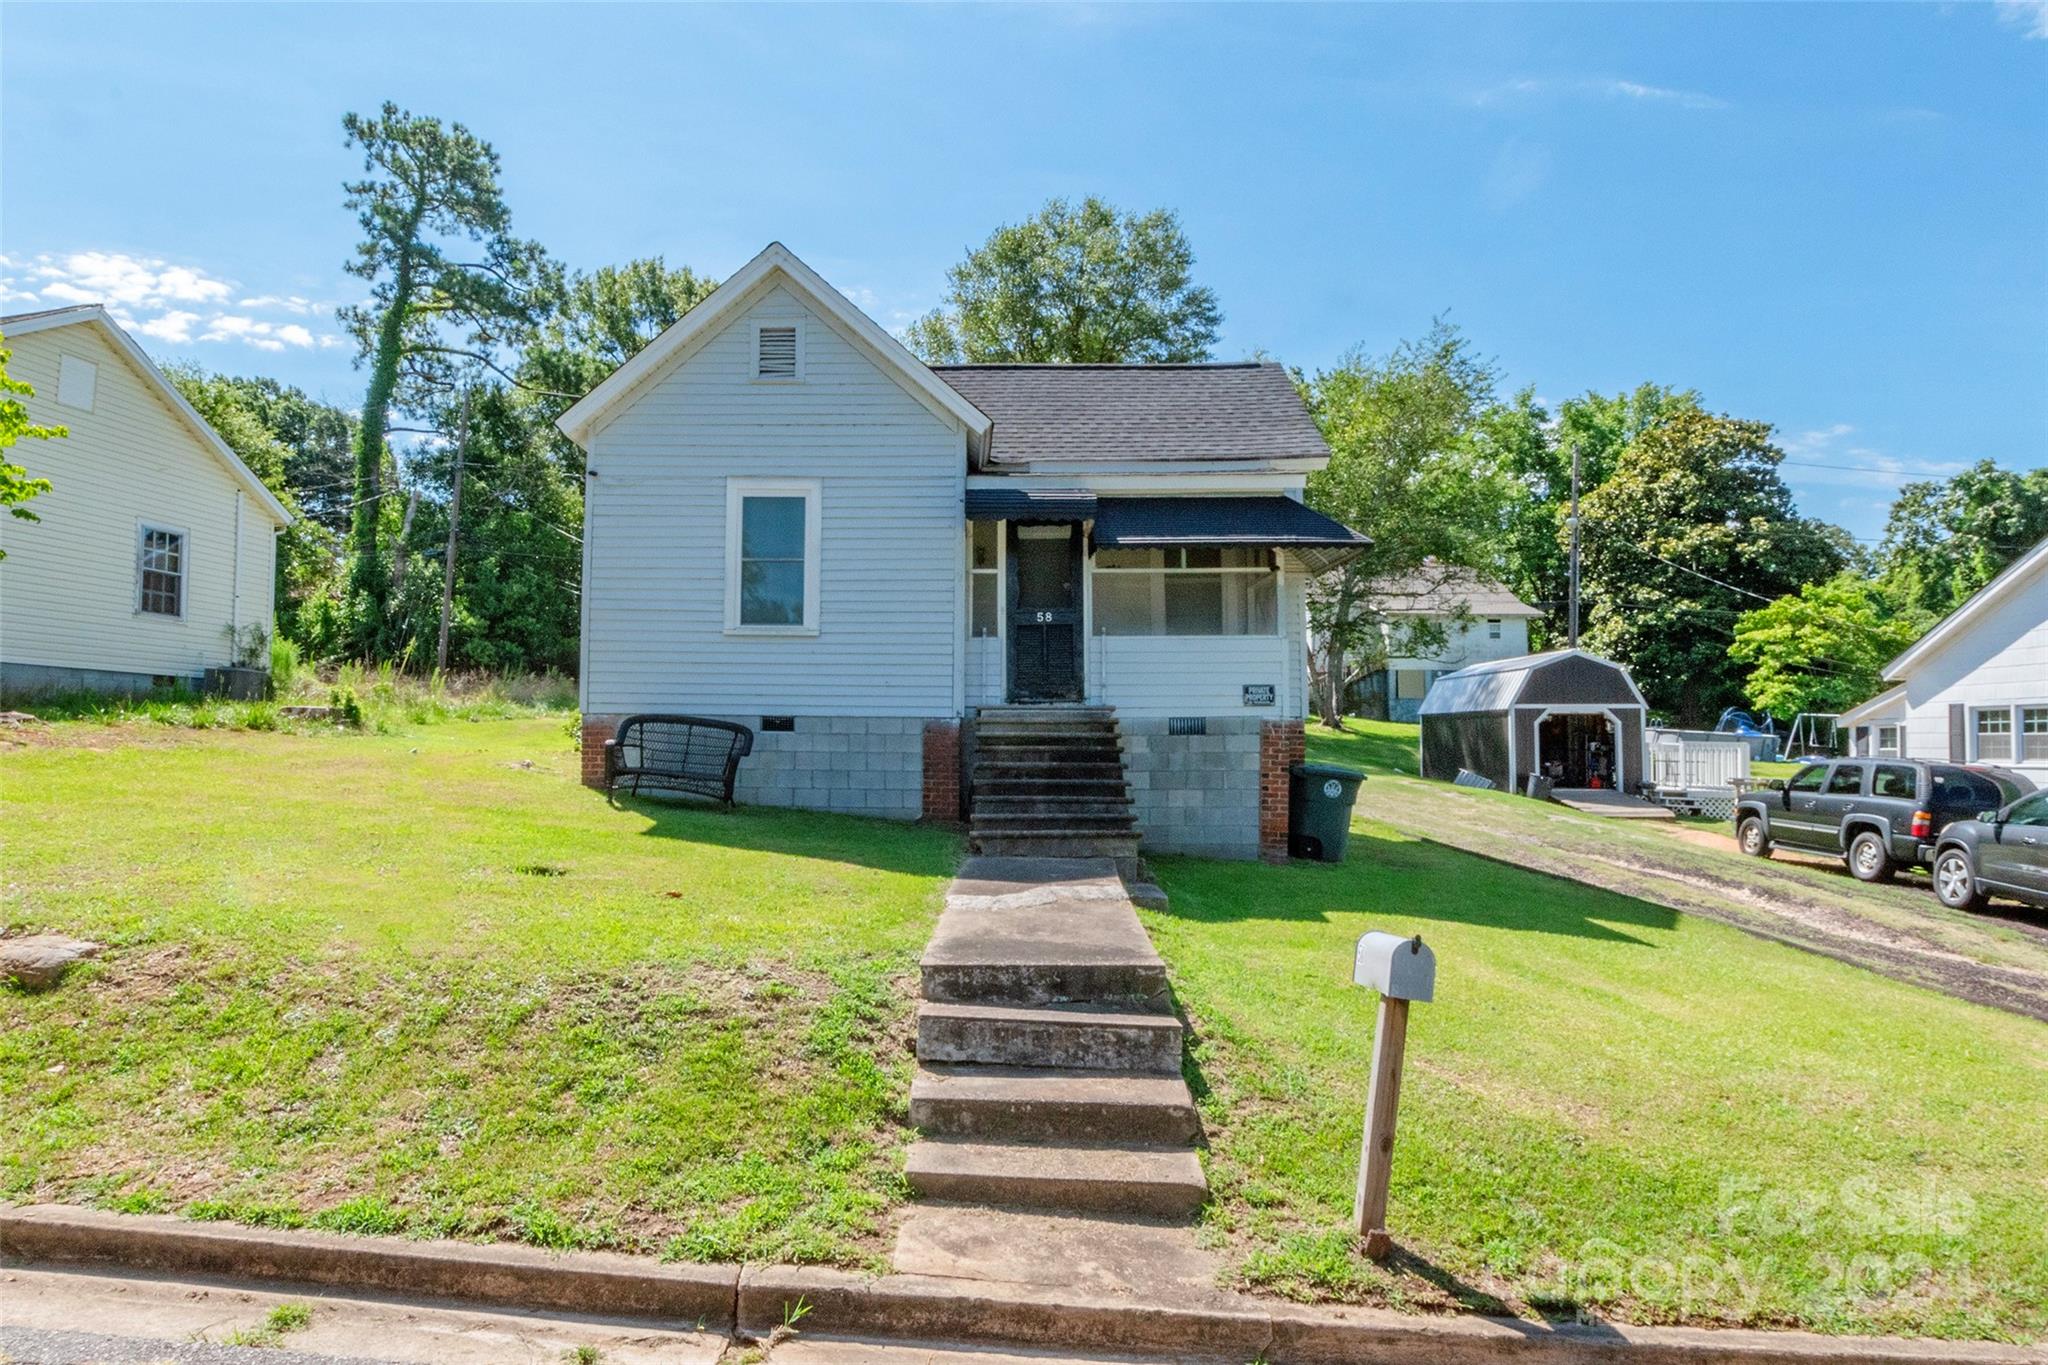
[{"xmin": 1007, "ymin": 523, "xmax": 1083, "ymax": 702}]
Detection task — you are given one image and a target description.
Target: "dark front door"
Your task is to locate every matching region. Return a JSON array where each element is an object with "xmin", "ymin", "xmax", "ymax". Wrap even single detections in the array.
[{"xmin": 1008, "ymin": 522, "xmax": 1083, "ymax": 702}]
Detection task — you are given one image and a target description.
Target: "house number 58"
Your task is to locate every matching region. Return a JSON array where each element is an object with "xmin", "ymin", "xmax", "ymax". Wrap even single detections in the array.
[{"xmin": 1033, "ymin": 610, "xmax": 1054, "ymax": 623}]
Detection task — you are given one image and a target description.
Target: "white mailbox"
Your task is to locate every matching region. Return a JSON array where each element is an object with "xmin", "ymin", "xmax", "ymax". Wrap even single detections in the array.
[{"xmin": 1353, "ymin": 932, "xmax": 1435, "ymax": 1003}]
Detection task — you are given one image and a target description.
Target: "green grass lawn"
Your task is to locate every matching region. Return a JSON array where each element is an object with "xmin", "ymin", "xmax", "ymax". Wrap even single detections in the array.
[
  {"xmin": 1, "ymin": 717, "xmax": 959, "ymax": 1266},
  {"xmin": 1144, "ymin": 720, "xmax": 2048, "ymax": 1340}
]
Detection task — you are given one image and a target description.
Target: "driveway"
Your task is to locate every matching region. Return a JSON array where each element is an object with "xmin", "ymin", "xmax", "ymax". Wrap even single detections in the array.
[{"xmin": 1351, "ymin": 775, "xmax": 2048, "ymax": 1022}]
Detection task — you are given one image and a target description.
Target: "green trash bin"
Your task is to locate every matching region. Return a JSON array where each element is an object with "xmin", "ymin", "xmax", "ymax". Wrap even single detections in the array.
[{"xmin": 1289, "ymin": 762, "xmax": 1366, "ymax": 862}]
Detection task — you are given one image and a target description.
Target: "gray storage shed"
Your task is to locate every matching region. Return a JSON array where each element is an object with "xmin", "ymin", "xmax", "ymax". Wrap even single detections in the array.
[{"xmin": 1418, "ymin": 650, "xmax": 1649, "ymax": 793}]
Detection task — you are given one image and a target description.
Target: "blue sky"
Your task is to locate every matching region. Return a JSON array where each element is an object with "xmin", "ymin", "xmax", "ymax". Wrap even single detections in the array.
[{"xmin": 4, "ymin": 2, "xmax": 2044, "ymax": 542}]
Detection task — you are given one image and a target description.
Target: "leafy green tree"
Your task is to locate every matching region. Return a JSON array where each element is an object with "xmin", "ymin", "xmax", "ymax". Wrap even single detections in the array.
[
  {"xmin": 1301, "ymin": 321, "xmax": 1519, "ymax": 723},
  {"xmin": 1729, "ymin": 574, "xmax": 1929, "ymax": 718},
  {"xmin": 1876, "ymin": 460, "xmax": 2048, "ymax": 619},
  {"xmin": 165, "ymin": 366, "xmax": 350, "ymax": 653},
  {"xmin": 520, "ymin": 258, "xmax": 718, "ymax": 472},
  {"xmin": 0, "ymin": 342, "xmax": 60, "ymax": 558},
  {"xmin": 1496, "ymin": 384, "xmax": 1697, "ymax": 647},
  {"xmin": 1576, "ymin": 408, "xmax": 1849, "ymax": 724},
  {"xmin": 907, "ymin": 197, "xmax": 1220, "ymax": 363},
  {"xmin": 338, "ymin": 102, "xmax": 556, "ymax": 651}
]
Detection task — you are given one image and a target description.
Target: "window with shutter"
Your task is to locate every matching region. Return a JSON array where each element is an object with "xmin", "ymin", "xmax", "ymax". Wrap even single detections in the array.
[{"xmin": 756, "ymin": 324, "xmax": 799, "ymax": 379}]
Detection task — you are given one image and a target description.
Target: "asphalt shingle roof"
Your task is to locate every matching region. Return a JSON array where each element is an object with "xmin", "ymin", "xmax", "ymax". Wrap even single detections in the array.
[
  {"xmin": 931, "ymin": 362, "xmax": 1330, "ymax": 466},
  {"xmin": 1372, "ymin": 565, "xmax": 1544, "ymax": 618}
]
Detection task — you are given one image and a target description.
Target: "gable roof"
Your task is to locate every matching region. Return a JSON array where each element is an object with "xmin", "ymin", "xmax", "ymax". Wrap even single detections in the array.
[
  {"xmin": 554, "ymin": 242, "xmax": 993, "ymax": 456},
  {"xmin": 1418, "ymin": 648, "xmax": 1648, "ymax": 715},
  {"xmin": 1371, "ymin": 564, "xmax": 1543, "ymax": 618},
  {"xmin": 1, "ymin": 304, "xmax": 293, "ymax": 526},
  {"xmin": 1880, "ymin": 535, "xmax": 2048, "ymax": 680},
  {"xmin": 933, "ymin": 362, "xmax": 1329, "ymax": 469}
]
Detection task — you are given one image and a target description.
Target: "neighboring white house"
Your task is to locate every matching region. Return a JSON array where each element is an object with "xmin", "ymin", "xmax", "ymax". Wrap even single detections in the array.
[
  {"xmin": 557, "ymin": 243, "xmax": 1369, "ymax": 858},
  {"xmin": 1839, "ymin": 535, "xmax": 2048, "ymax": 785},
  {"xmin": 0, "ymin": 305, "xmax": 293, "ymax": 693},
  {"xmin": 1370, "ymin": 565, "xmax": 1545, "ymax": 721}
]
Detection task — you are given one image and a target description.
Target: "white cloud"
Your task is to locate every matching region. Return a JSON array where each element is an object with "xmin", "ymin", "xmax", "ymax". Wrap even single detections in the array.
[
  {"xmin": 130, "ymin": 310, "xmax": 202, "ymax": 344},
  {"xmin": 1, "ymin": 249, "xmax": 340, "ymax": 353},
  {"xmin": 1475, "ymin": 76, "xmax": 1727, "ymax": 112},
  {"xmin": 238, "ymin": 294, "xmax": 318, "ymax": 314},
  {"xmin": 1996, "ymin": 0, "xmax": 2048, "ymax": 39},
  {"xmin": 1774, "ymin": 422, "xmax": 1965, "ymax": 492}
]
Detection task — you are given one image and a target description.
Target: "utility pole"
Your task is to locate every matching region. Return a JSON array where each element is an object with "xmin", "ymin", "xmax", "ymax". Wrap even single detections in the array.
[
  {"xmin": 436, "ymin": 388, "xmax": 471, "ymax": 675},
  {"xmin": 1567, "ymin": 441, "xmax": 1581, "ymax": 649}
]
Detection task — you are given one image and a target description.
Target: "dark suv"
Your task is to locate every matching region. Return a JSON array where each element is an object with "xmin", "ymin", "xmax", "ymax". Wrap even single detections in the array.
[
  {"xmin": 1931, "ymin": 791, "xmax": 2048, "ymax": 910},
  {"xmin": 1733, "ymin": 759, "xmax": 2026, "ymax": 883}
]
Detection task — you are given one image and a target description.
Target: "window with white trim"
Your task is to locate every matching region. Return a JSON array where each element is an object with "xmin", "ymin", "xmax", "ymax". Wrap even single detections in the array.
[
  {"xmin": 1876, "ymin": 724, "xmax": 1902, "ymax": 758},
  {"xmin": 137, "ymin": 526, "xmax": 185, "ymax": 617},
  {"xmin": 725, "ymin": 479, "xmax": 819, "ymax": 632},
  {"xmin": 968, "ymin": 521, "xmax": 1000, "ymax": 639},
  {"xmin": 1090, "ymin": 546, "xmax": 1277, "ymax": 636},
  {"xmin": 753, "ymin": 322, "xmax": 801, "ymax": 380},
  {"xmin": 1974, "ymin": 706, "xmax": 2013, "ymax": 762},
  {"xmin": 2022, "ymin": 705, "xmax": 2048, "ymax": 764}
]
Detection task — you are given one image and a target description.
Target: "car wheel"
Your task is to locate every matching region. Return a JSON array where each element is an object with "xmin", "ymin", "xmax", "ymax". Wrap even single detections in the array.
[
  {"xmin": 1933, "ymin": 849, "xmax": 1989, "ymax": 911},
  {"xmin": 1848, "ymin": 830, "xmax": 1895, "ymax": 884},
  {"xmin": 1737, "ymin": 816, "xmax": 1771, "ymax": 858}
]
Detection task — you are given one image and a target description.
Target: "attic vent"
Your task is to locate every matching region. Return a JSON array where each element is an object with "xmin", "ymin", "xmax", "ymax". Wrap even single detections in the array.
[{"xmin": 756, "ymin": 325, "xmax": 798, "ymax": 379}]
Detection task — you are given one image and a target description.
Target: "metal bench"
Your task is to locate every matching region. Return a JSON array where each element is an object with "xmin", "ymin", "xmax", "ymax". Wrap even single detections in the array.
[{"xmin": 604, "ymin": 715, "xmax": 754, "ymax": 806}]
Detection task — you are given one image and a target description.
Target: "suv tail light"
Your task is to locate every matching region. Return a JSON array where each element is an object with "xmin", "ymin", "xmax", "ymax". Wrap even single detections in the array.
[{"xmin": 1910, "ymin": 810, "xmax": 1933, "ymax": 840}]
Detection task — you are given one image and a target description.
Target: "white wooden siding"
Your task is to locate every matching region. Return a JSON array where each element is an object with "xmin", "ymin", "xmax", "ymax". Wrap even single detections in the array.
[
  {"xmin": 1894, "ymin": 557, "xmax": 2048, "ymax": 779},
  {"xmin": 0, "ymin": 325, "xmax": 280, "ymax": 680},
  {"xmin": 581, "ymin": 284, "xmax": 966, "ymax": 717},
  {"xmin": 1388, "ymin": 615, "xmax": 1532, "ymax": 673}
]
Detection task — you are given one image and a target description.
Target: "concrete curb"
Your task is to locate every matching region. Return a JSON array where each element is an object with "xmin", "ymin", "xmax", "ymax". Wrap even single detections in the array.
[
  {"xmin": 4, "ymin": 1205, "xmax": 2040, "ymax": 1364},
  {"xmin": 0, "ymin": 1205, "xmax": 737, "ymax": 1331}
]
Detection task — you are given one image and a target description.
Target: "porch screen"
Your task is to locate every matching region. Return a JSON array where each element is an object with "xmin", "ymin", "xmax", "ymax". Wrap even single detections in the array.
[{"xmin": 1091, "ymin": 547, "xmax": 1277, "ymax": 636}]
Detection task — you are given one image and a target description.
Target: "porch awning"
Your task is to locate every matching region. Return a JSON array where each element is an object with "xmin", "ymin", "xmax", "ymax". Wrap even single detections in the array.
[
  {"xmin": 1091, "ymin": 496, "xmax": 1371, "ymax": 573},
  {"xmin": 965, "ymin": 488, "xmax": 1098, "ymax": 522}
]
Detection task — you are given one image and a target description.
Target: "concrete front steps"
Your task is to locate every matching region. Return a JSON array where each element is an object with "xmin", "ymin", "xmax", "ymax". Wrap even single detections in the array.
[
  {"xmin": 906, "ymin": 856, "xmax": 1207, "ymax": 1221},
  {"xmin": 969, "ymin": 706, "xmax": 1139, "ymax": 862}
]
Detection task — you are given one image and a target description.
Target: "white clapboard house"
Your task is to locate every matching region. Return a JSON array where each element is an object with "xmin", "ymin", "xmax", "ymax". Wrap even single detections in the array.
[
  {"xmin": 558, "ymin": 243, "xmax": 1370, "ymax": 859},
  {"xmin": 1839, "ymin": 536, "xmax": 2048, "ymax": 784},
  {"xmin": 1366, "ymin": 564, "xmax": 1545, "ymax": 721},
  {"xmin": 1, "ymin": 306, "xmax": 292, "ymax": 694}
]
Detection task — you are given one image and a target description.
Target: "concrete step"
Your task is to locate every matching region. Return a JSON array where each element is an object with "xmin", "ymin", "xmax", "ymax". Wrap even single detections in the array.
[
  {"xmin": 910, "ymin": 1065, "xmax": 1201, "ymax": 1144},
  {"xmin": 970, "ymin": 765, "xmax": 1130, "ymax": 785},
  {"xmin": 975, "ymin": 706, "xmax": 1117, "ymax": 721},
  {"xmin": 973, "ymin": 747, "xmax": 1125, "ymax": 768},
  {"xmin": 972, "ymin": 811, "xmax": 1137, "ymax": 831},
  {"xmin": 922, "ymin": 863, "xmax": 1167, "ymax": 1006},
  {"xmin": 918, "ymin": 1001, "xmax": 1182, "ymax": 1072},
  {"xmin": 970, "ymin": 833, "xmax": 1142, "ymax": 861},
  {"xmin": 972, "ymin": 797, "xmax": 1135, "ymax": 818},
  {"xmin": 905, "ymin": 1139, "xmax": 1207, "ymax": 1217},
  {"xmin": 973, "ymin": 778, "xmax": 1131, "ymax": 799}
]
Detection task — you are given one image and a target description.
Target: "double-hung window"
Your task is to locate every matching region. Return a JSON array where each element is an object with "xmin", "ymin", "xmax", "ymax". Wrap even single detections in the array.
[
  {"xmin": 1090, "ymin": 547, "xmax": 1278, "ymax": 636},
  {"xmin": 137, "ymin": 526, "xmax": 186, "ymax": 618},
  {"xmin": 2023, "ymin": 706, "xmax": 2048, "ymax": 764},
  {"xmin": 1876, "ymin": 724, "xmax": 1902, "ymax": 758},
  {"xmin": 1974, "ymin": 707, "xmax": 2014, "ymax": 762},
  {"xmin": 725, "ymin": 479, "xmax": 820, "ymax": 633}
]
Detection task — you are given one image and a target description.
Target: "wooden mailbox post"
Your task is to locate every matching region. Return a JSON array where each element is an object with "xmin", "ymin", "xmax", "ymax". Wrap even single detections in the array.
[{"xmin": 1351, "ymin": 931, "xmax": 1436, "ymax": 1260}]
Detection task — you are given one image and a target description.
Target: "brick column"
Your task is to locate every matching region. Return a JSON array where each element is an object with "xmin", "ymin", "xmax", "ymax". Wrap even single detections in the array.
[
  {"xmin": 580, "ymin": 714, "xmax": 623, "ymax": 790},
  {"xmin": 1258, "ymin": 720, "xmax": 1305, "ymax": 863},
  {"xmin": 922, "ymin": 720, "xmax": 962, "ymax": 823}
]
